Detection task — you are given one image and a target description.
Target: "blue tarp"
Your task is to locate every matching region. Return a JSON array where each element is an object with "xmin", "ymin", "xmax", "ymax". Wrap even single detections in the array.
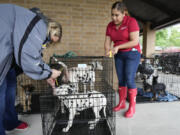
[{"xmin": 137, "ymin": 88, "xmax": 179, "ymax": 102}]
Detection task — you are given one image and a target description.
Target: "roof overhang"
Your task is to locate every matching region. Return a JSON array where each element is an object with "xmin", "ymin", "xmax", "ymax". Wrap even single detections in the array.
[{"xmin": 124, "ymin": 0, "xmax": 180, "ymax": 31}]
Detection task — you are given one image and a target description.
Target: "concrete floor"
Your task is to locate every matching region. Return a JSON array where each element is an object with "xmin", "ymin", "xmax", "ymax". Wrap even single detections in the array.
[
  {"xmin": 6, "ymin": 101, "xmax": 180, "ymax": 135},
  {"xmin": 116, "ymin": 101, "xmax": 180, "ymax": 135},
  {"xmin": 6, "ymin": 114, "xmax": 43, "ymax": 135}
]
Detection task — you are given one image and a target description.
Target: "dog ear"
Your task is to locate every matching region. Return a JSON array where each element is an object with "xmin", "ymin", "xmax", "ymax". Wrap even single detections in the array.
[
  {"xmin": 69, "ymin": 84, "xmax": 75, "ymax": 88},
  {"xmin": 20, "ymin": 84, "xmax": 25, "ymax": 89},
  {"xmin": 154, "ymin": 75, "xmax": 158, "ymax": 79},
  {"xmin": 67, "ymin": 88, "xmax": 73, "ymax": 94},
  {"xmin": 20, "ymin": 84, "xmax": 29, "ymax": 91},
  {"xmin": 92, "ymin": 61, "xmax": 96, "ymax": 69},
  {"xmin": 30, "ymin": 85, "xmax": 35, "ymax": 91}
]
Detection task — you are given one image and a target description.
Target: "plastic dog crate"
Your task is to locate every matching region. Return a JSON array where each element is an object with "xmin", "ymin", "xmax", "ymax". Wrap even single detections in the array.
[{"xmin": 40, "ymin": 56, "xmax": 116, "ymax": 135}]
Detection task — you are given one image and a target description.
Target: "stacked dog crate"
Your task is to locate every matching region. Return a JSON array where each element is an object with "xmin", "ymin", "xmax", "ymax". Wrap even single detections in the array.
[
  {"xmin": 155, "ymin": 53, "xmax": 180, "ymax": 98},
  {"xmin": 40, "ymin": 56, "xmax": 116, "ymax": 135},
  {"xmin": 16, "ymin": 74, "xmax": 52, "ymax": 114},
  {"xmin": 136, "ymin": 53, "xmax": 180, "ymax": 102}
]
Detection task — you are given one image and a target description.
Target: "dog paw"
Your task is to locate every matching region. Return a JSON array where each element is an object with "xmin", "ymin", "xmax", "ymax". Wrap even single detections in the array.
[
  {"xmin": 89, "ymin": 124, "xmax": 95, "ymax": 130},
  {"xmin": 62, "ymin": 128, "xmax": 69, "ymax": 132},
  {"xmin": 76, "ymin": 112, "xmax": 80, "ymax": 115},
  {"xmin": 88, "ymin": 121, "xmax": 95, "ymax": 124}
]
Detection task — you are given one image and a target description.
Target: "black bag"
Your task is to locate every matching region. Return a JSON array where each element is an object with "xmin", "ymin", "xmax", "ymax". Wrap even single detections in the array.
[
  {"xmin": 14, "ymin": 64, "xmax": 23, "ymax": 76},
  {"xmin": 11, "ymin": 56, "xmax": 23, "ymax": 76}
]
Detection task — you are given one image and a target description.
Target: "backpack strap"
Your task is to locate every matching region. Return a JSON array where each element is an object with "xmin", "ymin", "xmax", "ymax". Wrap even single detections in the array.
[{"xmin": 18, "ymin": 15, "xmax": 41, "ymax": 67}]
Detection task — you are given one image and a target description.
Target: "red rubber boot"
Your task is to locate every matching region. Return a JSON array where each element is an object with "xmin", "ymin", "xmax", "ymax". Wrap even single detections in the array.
[
  {"xmin": 113, "ymin": 86, "xmax": 127, "ymax": 112},
  {"xmin": 125, "ymin": 89, "xmax": 137, "ymax": 118}
]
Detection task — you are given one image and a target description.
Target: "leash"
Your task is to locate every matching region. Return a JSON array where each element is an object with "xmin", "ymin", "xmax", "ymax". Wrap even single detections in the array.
[
  {"xmin": 109, "ymin": 51, "xmax": 112, "ymax": 58},
  {"xmin": 42, "ymin": 43, "xmax": 47, "ymax": 48},
  {"xmin": 55, "ymin": 66, "xmax": 65, "ymax": 86}
]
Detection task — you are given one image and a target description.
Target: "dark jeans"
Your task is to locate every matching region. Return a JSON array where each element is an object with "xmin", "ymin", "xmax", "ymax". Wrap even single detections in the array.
[
  {"xmin": 0, "ymin": 68, "xmax": 20, "ymax": 135},
  {"xmin": 114, "ymin": 51, "xmax": 141, "ymax": 89}
]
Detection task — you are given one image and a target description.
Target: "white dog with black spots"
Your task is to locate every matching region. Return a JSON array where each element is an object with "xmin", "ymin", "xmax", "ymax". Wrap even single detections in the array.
[
  {"xmin": 52, "ymin": 56, "xmax": 103, "ymax": 93},
  {"xmin": 53, "ymin": 84, "xmax": 107, "ymax": 132}
]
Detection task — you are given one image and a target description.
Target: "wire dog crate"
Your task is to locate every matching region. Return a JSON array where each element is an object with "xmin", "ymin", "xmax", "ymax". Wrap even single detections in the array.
[
  {"xmin": 40, "ymin": 56, "xmax": 116, "ymax": 135},
  {"xmin": 136, "ymin": 53, "xmax": 180, "ymax": 103},
  {"xmin": 16, "ymin": 74, "xmax": 52, "ymax": 114},
  {"xmin": 155, "ymin": 53, "xmax": 180, "ymax": 98}
]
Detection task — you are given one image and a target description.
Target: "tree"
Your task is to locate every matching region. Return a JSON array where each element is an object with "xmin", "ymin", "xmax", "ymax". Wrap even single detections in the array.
[
  {"xmin": 169, "ymin": 27, "xmax": 180, "ymax": 47},
  {"xmin": 156, "ymin": 28, "xmax": 169, "ymax": 47},
  {"xmin": 155, "ymin": 24, "xmax": 180, "ymax": 47}
]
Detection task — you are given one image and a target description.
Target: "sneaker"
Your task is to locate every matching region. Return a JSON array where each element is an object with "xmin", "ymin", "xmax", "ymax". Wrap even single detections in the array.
[
  {"xmin": 5, "ymin": 121, "xmax": 28, "ymax": 134},
  {"xmin": 15, "ymin": 121, "xmax": 28, "ymax": 131}
]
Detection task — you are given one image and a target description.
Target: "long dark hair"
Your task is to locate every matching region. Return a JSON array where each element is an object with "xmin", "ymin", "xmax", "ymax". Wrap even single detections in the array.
[{"xmin": 112, "ymin": 1, "xmax": 127, "ymax": 14}]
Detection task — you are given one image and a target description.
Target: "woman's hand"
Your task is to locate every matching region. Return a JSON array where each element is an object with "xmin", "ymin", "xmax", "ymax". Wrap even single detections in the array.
[
  {"xmin": 105, "ymin": 50, "xmax": 111, "ymax": 56},
  {"xmin": 51, "ymin": 69, "xmax": 61, "ymax": 79},
  {"xmin": 46, "ymin": 69, "xmax": 61, "ymax": 88},
  {"xmin": 47, "ymin": 78, "xmax": 56, "ymax": 89},
  {"xmin": 112, "ymin": 46, "xmax": 119, "ymax": 55}
]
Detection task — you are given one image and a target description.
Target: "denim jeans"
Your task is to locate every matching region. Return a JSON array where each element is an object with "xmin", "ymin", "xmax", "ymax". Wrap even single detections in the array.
[
  {"xmin": 0, "ymin": 68, "xmax": 20, "ymax": 135},
  {"xmin": 114, "ymin": 51, "xmax": 141, "ymax": 89}
]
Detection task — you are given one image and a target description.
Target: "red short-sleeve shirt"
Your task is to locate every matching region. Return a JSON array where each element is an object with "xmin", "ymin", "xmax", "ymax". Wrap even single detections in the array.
[{"xmin": 106, "ymin": 16, "xmax": 141, "ymax": 52}]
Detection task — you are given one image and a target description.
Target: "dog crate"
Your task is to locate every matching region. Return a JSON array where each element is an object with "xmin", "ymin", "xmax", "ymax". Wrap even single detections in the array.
[
  {"xmin": 136, "ymin": 54, "xmax": 180, "ymax": 103},
  {"xmin": 156, "ymin": 53, "xmax": 180, "ymax": 98},
  {"xmin": 16, "ymin": 74, "xmax": 52, "ymax": 114},
  {"xmin": 40, "ymin": 56, "xmax": 116, "ymax": 135}
]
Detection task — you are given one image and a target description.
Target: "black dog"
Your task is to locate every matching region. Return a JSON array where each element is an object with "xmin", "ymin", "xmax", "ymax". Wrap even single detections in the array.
[
  {"xmin": 142, "ymin": 76, "xmax": 152, "ymax": 92},
  {"xmin": 152, "ymin": 76, "xmax": 166, "ymax": 100},
  {"xmin": 142, "ymin": 75, "xmax": 166, "ymax": 101},
  {"xmin": 137, "ymin": 59, "xmax": 154, "ymax": 77}
]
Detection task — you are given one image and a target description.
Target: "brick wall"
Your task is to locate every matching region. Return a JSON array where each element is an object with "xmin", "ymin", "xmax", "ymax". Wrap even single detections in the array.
[{"xmin": 0, "ymin": 0, "xmax": 119, "ymax": 89}]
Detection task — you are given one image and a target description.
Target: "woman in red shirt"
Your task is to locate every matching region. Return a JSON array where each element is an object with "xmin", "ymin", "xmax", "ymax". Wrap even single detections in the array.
[{"xmin": 104, "ymin": 1, "xmax": 141, "ymax": 118}]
